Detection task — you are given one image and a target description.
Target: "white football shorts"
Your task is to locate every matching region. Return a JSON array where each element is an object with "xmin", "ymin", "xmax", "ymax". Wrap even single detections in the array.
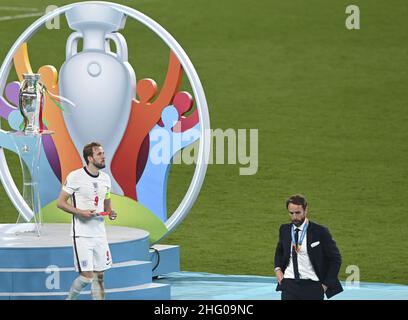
[{"xmin": 72, "ymin": 236, "xmax": 112, "ymax": 272}]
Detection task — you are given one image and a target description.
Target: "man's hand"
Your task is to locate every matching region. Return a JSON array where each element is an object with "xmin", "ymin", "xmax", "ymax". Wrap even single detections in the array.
[
  {"xmin": 77, "ymin": 209, "xmax": 96, "ymax": 219},
  {"xmin": 322, "ymin": 284, "xmax": 328, "ymax": 292},
  {"xmin": 109, "ymin": 210, "xmax": 117, "ymax": 221},
  {"xmin": 276, "ymin": 270, "xmax": 284, "ymax": 284}
]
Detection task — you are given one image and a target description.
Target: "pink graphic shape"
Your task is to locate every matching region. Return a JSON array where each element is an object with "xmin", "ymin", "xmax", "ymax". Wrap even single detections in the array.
[
  {"xmin": 0, "ymin": 82, "xmax": 20, "ymax": 119},
  {"xmin": 172, "ymin": 91, "xmax": 199, "ymax": 133}
]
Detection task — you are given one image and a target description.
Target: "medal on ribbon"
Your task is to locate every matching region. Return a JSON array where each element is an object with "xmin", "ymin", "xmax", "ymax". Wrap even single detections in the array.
[{"xmin": 291, "ymin": 219, "xmax": 309, "ymax": 253}]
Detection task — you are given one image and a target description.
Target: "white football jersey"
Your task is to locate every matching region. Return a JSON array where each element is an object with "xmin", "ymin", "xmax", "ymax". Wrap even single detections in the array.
[{"xmin": 63, "ymin": 167, "xmax": 111, "ymax": 237}]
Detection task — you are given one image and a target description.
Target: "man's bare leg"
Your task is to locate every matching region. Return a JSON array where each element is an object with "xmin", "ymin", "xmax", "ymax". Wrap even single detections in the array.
[
  {"xmin": 91, "ymin": 271, "xmax": 106, "ymax": 300},
  {"xmin": 66, "ymin": 271, "xmax": 93, "ymax": 300}
]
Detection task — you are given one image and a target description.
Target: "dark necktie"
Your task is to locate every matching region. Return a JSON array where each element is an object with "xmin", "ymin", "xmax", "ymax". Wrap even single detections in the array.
[{"xmin": 292, "ymin": 228, "xmax": 301, "ymax": 280}]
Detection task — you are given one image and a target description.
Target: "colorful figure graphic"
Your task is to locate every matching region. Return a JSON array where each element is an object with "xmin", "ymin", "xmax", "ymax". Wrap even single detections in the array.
[
  {"xmin": 14, "ymin": 43, "xmax": 82, "ymax": 184},
  {"xmin": 111, "ymin": 52, "xmax": 183, "ymax": 200},
  {"xmin": 137, "ymin": 105, "xmax": 200, "ymax": 221}
]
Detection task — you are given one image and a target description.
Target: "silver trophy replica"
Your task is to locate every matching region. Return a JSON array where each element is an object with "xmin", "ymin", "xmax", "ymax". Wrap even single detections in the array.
[
  {"xmin": 13, "ymin": 73, "xmax": 47, "ymax": 235},
  {"xmin": 19, "ymin": 73, "xmax": 44, "ymax": 134}
]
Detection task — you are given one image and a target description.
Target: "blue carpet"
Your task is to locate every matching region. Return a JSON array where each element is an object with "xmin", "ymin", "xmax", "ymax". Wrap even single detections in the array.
[{"xmin": 155, "ymin": 272, "xmax": 408, "ymax": 300}]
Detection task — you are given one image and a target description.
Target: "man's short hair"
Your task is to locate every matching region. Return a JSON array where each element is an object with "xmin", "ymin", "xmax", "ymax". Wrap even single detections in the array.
[
  {"xmin": 286, "ymin": 194, "xmax": 308, "ymax": 210},
  {"xmin": 83, "ymin": 142, "xmax": 102, "ymax": 165}
]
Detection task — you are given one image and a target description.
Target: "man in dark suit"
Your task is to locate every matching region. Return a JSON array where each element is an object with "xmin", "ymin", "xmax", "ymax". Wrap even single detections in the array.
[{"xmin": 274, "ymin": 194, "xmax": 343, "ymax": 300}]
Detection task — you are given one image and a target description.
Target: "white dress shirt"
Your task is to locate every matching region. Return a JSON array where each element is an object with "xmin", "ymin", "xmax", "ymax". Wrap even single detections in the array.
[{"xmin": 284, "ymin": 220, "xmax": 319, "ymax": 281}]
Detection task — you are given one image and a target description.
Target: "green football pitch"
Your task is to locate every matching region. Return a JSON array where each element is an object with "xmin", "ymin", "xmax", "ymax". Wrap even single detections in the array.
[{"xmin": 0, "ymin": 0, "xmax": 407, "ymax": 285}]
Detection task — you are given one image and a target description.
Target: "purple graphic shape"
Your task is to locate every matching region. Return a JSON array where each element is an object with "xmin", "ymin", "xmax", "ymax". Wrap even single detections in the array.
[
  {"xmin": 0, "ymin": 82, "xmax": 20, "ymax": 119},
  {"xmin": 5, "ymin": 82, "xmax": 20, "ymax": 105}
]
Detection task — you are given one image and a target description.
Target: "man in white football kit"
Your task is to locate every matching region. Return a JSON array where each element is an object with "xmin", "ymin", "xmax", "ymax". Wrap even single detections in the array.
[{"xmin": 57, "ymin": 142, "xmax": 117, "ymax": 300}]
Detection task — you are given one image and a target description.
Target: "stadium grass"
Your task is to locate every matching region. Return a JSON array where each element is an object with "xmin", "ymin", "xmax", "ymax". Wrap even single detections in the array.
[{"xmin": 0, "ymin": 0, "xmax": 407, "ymax": 285}]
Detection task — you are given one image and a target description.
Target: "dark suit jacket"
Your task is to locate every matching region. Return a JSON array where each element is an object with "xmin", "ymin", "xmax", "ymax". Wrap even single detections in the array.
[{"xmin": 274, "ymin": 221, "xmax": 343, "ymax": 299}]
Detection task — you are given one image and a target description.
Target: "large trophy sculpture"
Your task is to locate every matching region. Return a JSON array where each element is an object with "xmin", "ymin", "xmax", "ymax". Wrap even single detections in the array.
[{"xmin": 10, "ymin": 73, "xmax": 52, "ymax": 236}]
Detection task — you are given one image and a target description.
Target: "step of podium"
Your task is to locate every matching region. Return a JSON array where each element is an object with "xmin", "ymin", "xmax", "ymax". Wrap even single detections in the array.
[
  {"xmin": 0, "ymin": 260, "xmax": 153, "ymax": 293},
  {"xmin": 150, "ymin": 244, "xmax": 180, "ymax": 277},
  {"xmin": 1, "ymin": 282, "xmax": 170, "ymax": 300}
]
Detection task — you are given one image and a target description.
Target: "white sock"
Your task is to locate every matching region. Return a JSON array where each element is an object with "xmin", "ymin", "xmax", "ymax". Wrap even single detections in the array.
[
  {"xmin": 66, "ymin": 275, "xmax": 93, "ymax": 300},
  {"xmin": 91, "ymin": 272, "xmax": 106, "ymax": 300}
]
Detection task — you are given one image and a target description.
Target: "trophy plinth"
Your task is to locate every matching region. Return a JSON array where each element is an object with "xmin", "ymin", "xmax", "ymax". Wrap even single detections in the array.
[{"xmin": 9, "ymin": 131, "xmax": 54, "ymax": 236}]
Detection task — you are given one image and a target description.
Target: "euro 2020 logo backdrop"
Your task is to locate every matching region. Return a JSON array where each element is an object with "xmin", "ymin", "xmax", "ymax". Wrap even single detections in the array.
[{"xmin": 0, "ymin": 1, "xmax": 211, "ymax": 243}]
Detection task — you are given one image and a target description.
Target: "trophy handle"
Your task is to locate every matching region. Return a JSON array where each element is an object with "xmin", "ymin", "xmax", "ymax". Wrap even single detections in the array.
[
  {"xmin": 66, "ymin": 31, "xmax": 83, "ymax": 59},
  {"xmin": 105, "ymin": 32, "xmax": 128, "ymax": 62}
]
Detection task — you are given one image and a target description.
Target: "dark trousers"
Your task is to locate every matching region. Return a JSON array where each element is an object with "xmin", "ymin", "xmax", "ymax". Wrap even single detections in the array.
[{"xmin": 281, "ymin": 279, "xmax": 325, "ymax": 300}]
